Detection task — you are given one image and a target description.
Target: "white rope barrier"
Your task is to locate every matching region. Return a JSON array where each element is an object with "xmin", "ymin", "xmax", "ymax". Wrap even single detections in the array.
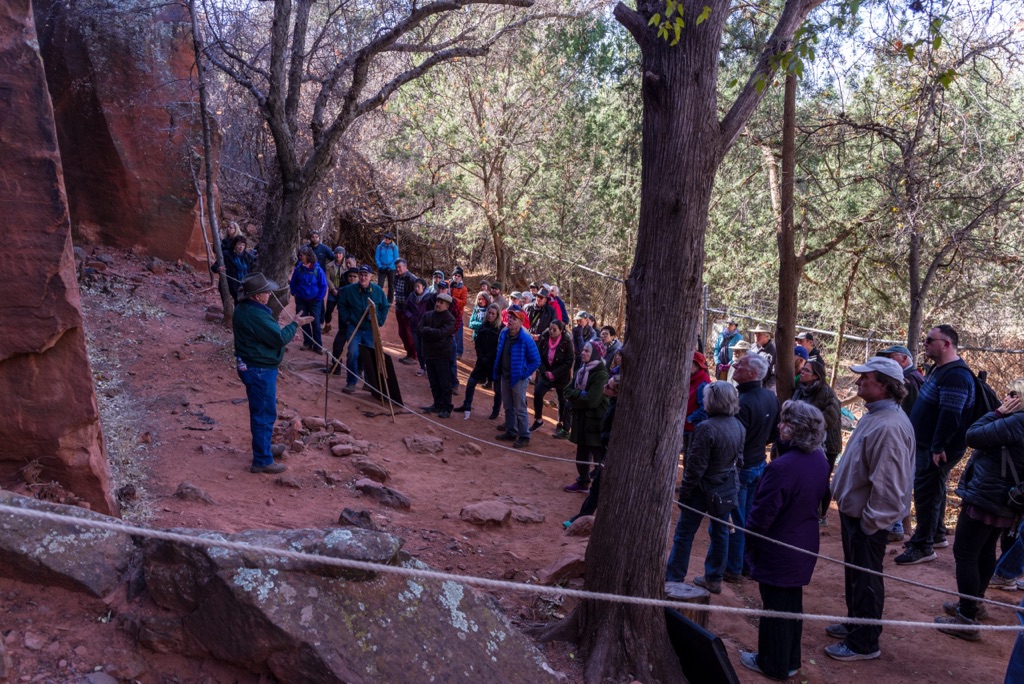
[
  {"xmin": 3, "ymin": 503, "xmax": 1021, "ymax": 634},
  {"xmin": 223, "ymin": 287, "xmax": 1024, "ymax": 619},
  {"xmin": 167, "ymin": 273, "xmax": 1024, "ymax": 626}
]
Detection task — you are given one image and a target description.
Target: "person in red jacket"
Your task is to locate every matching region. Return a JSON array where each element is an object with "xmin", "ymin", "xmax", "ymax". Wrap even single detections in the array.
[
  {"xmin": 449, "ymin": 267, "xmax": 469, "ymax": 358},
  {"xmin": 684, "ymin": 351, "xmax": 712, "ymax": 453}
]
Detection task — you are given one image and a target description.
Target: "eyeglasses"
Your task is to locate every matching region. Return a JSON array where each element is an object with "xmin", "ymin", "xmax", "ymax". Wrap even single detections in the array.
[{"xmin": 924, "ymin": 337, "xmax": 949, "ymax": 345}]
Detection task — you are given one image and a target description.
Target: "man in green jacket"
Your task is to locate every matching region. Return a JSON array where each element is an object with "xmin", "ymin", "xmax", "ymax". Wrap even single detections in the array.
[
  {"xmin": 337, "ymin": 265, "xmax": 391, "ymax": 393},
  {"xmin": 233, "ymin": 273, "xmax": 313, "ymax": 474}
]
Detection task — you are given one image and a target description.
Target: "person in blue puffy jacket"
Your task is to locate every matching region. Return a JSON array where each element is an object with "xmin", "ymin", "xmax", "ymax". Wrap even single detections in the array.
[{"xmin": 289, "ymin": 246, "xmax": 328, "ymax": 351}]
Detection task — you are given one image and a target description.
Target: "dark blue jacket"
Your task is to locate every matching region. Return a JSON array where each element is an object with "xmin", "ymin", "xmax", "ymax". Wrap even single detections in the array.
[
  {"xmin": 910, "ymin": 359, "xmax": 974, "ymax": 455},
  {"xmin": 746, "ymin": 444, "xmax": 830, "ymax": 587},
  {"xmin": 493, "ymin": 329, "xmax": 540, "ymax": 384},
  {"xmin": 289, "ymin": 262, "xmax": 327, "ymax": 301},
  {"xmin": 737, "ymin": 381, "xmax": 780, "ymax": 469}
]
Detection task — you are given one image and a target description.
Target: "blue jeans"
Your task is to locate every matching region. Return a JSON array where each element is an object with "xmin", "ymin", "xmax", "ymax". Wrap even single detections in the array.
[
  {"xmin": 1006, "ymin": 598, "xmax": 1024, "ymax": 684},
  {"xmin": 295, "ymin": 298, "xmax": 323, "ymax": 349},
  {"xmin": 909, "ymin": 445, "xmax": 966, "ymax": 552},
  {"xmin": 666, "ymin": 496, "xmax": 729, "ymax": 582},
  {"xmin": 501, "ymin": 377, "xmax": 530, "ymax": 438},
  {"xmin": 450, "ymin": 345, "xmax": 459, "ymax": 387},
  {"xmin": 721, "ymin": 461, "xmax": 766, "ymax": 575},
  {"xmin": 995, "ymin": 519, "xmax": 1024, "ymax": 580},
  {"xmin": 238, "ymin": 366, "xmax": 278, "ymax": 468},
  {"xmin": 346, "ymin": 328, "xmax": 375, "ymax": 387}
]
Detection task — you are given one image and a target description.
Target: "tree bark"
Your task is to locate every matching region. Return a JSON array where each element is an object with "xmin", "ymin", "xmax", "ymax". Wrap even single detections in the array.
[
  {"xmin": 775, "ymin": 72, "xmax": 798, "ymax": 402},
  {"xmin": 541, "ymin": 1, "xmax": 824, "ymax": 680},
  {"xmin": 829, "ymin": 250, "xmax": 861, "ymax": 387}
]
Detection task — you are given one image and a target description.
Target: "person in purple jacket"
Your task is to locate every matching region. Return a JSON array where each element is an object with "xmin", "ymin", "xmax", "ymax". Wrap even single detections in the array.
[{"xmin": 740, "ymin": 399, "xmax": 830, "ymax": 680}]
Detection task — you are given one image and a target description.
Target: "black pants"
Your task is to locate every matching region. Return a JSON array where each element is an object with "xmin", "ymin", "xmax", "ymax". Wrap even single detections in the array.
[
  {"xmin": 533, "ymin": 377, "xmax": 567, "ymax": 427},
  {"xmin": 757, "ymin": 583, "xmax": 803, "ymax": 679},
  {"xmin": 910, "ymin": 446, "xmax": 966, "ymax": 552},
  {"xmin": 953, "ymin": 510, "xmax": 1004, "ymax": 619},
  {"xmin": 819, "ymin": 451, "xmax": 839, "ymax": 517},
  {"xmin": 574, "ymin": 464, "xmax": 603, "ymax": 521},
  {"xmin": 424, "ymin": 357, "xmax": 452, "ymax": 412},
  {"xmin": 378, "ymin": 269, "xmax": 395, "ymax": 303},
  {"xmin": 574, "ymin": 442, "xmax": 606, "ymax": 484},
  {"xmin": 840, "ymin": 513, "xmax": 888, "ymax": 654},
  {"xmin": 463, "ymin": 373, "xmax": 501, "ymax": 414}
]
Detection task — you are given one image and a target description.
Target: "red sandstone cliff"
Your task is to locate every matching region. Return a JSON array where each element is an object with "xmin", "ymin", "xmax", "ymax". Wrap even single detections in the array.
[
  {"xmin": 33, "ymin": 0, "xmax": 216, "ymax": 265},
  {"xmin": 0, "ymin": 0, "xmax": 117, "ymax": 515}
]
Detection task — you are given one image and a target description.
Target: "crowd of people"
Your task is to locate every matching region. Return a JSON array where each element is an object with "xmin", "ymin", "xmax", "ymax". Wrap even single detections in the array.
[
  {"xmin": 225, "ymin": 232, "xmax": 1024, "ymax": 682},
  {"xmin": 690, "ymin": 320, "xmax": 1024, "ymax": 680}
]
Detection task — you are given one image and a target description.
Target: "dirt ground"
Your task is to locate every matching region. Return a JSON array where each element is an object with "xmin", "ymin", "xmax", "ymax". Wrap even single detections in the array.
[{"xmin": 1, "ymin": 248, "xmax": 1018, "ymax": 683}]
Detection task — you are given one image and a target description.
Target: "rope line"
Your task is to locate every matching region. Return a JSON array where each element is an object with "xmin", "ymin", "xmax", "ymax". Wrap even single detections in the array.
[
  {"xmin": 3, "ymin": 503, "xmax": 1021, "ymax": 633},
  {"xmin": 220, "ymin": 273, "xmax": 1024, "ymax": 617},
  {"xmin": 675, "ymin": 501, "xmax": 1024, "ymax": 614}
]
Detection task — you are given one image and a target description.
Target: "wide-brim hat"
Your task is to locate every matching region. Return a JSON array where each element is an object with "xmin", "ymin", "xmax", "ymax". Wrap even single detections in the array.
[
  {"xmin": 383, "ymin": 232, "xmax": 394, "ymax": 240},
  {"xmin": 729, "ymin": 340, "xmax": 752, "ymax": 351},
  {"xmin": 750, "ymin": 324, "xmax": 773, "ymax": 335},
  {"xmin": 239, "ymin": 273, "xmax": 278, "ymax": 300}
]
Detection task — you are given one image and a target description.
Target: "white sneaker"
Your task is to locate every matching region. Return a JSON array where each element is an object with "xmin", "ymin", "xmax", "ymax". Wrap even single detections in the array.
[{"xmin": 989, "ymin": 574, "xmax": 1018, "ymax": 591}]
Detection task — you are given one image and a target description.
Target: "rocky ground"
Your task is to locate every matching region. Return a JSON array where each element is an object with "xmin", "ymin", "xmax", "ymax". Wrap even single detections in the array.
[{"xmin": 0, "ymin": 248, "xmax": 1018, "ymax": 683}]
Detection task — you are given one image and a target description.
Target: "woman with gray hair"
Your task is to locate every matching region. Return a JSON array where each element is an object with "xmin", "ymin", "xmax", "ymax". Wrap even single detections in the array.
[
  {"xmin": 665, "ymin": 381, "xmax": 744, "ymax": 593},
  {"xmin": 739, "ymin": 399, "xmax": 830, "ymax": 680}
]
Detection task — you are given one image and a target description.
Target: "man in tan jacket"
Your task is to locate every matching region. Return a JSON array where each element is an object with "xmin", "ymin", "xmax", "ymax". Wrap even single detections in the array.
[{"xmin": 826, "ymin": 356, "xmax": 914, "ymax": 663}]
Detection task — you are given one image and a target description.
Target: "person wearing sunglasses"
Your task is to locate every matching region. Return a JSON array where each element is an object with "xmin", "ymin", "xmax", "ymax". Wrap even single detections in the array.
[{"xmin": 896, "ymin": 324, "xmax": 976, "ymax": 566}]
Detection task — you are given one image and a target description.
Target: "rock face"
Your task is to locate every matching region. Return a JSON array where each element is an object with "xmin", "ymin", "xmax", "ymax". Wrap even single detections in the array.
[
  {"xmin": 0, "ymin": 0, "xmax": 116, "ymax": 515},
  {"xmin": 140, "ymin": 528, "xmax": 559, "ymax": 683},
  {"xmin": 0, "ymin": 493, "xmax": 136, "ymax": 597},
  {"xmin": 33, "ymin": 0, "xmax": 214, "ymax": 264}
]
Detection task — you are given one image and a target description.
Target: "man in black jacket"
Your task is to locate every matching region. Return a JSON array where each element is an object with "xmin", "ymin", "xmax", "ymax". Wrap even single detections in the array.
[
  {"xmin": 527, "ymin": 287, "xmax": 557, "ymax": 340},
  {"xmin": 717, "ymin": 353, "xmax": 780, "ymax": 582},
  {"xmin": 418, "ymin": 293, "xmax": 458, "ymax": 418}
]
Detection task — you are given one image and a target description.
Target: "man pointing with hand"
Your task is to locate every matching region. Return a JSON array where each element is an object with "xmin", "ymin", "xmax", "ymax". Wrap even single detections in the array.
[{"xmin": 233, "ymin": 273, "xmax": 315, "ymax": 474}]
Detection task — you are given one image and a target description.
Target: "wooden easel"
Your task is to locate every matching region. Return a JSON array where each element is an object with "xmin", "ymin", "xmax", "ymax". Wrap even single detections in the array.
[{"xmin": 317, "ymin": 301, "xmax": 396, "ymax": 423}]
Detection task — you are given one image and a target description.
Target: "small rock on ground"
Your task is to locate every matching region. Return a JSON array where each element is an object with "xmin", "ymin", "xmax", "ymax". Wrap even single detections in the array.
[
  {"xmin": 353, "ymin": 479, "xmax": 411, "ymax": 510},
  {"xmin": 337, "ymin": 508, "xmax": 377, "ymax": 531},
  {"xmin": 173, "ymin": 482, "xmax": 215, "ymax": 505},
  {"xmin": 351, "ymin": 458, "xmax": 389, "ymax": 483},
  {"xmin": 566, "ymin": 515, "xmax": 595, "ymax": 536},
  {"xmin": 402, "ymin": 434, "xmax": 443, "ymax": 454},
  {"xmin": 459, "ymin": 501, "xmax": 511, "ymax": 526}
]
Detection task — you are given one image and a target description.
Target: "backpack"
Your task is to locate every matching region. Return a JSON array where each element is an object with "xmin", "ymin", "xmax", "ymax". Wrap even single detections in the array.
[{"xmin": 969, "ymin": 369, "xmax": 1000, "ymax": 426}]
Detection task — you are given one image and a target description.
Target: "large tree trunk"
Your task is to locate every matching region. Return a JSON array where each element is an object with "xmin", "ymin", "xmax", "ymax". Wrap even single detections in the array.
[
  {"xmin": 537, "ymin": 2, "xmax": 821, "ymax": 680},
  {"xmin": 775, "ymin": 73, "xmax": 798, "ymax": 402},
  {"xmin": 560, "ymin": 5, "xmax": 732, "ymax": 682},
  {"xmin": 261, "ymin": 185, "xmax": 306, "ymax": 312}
]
